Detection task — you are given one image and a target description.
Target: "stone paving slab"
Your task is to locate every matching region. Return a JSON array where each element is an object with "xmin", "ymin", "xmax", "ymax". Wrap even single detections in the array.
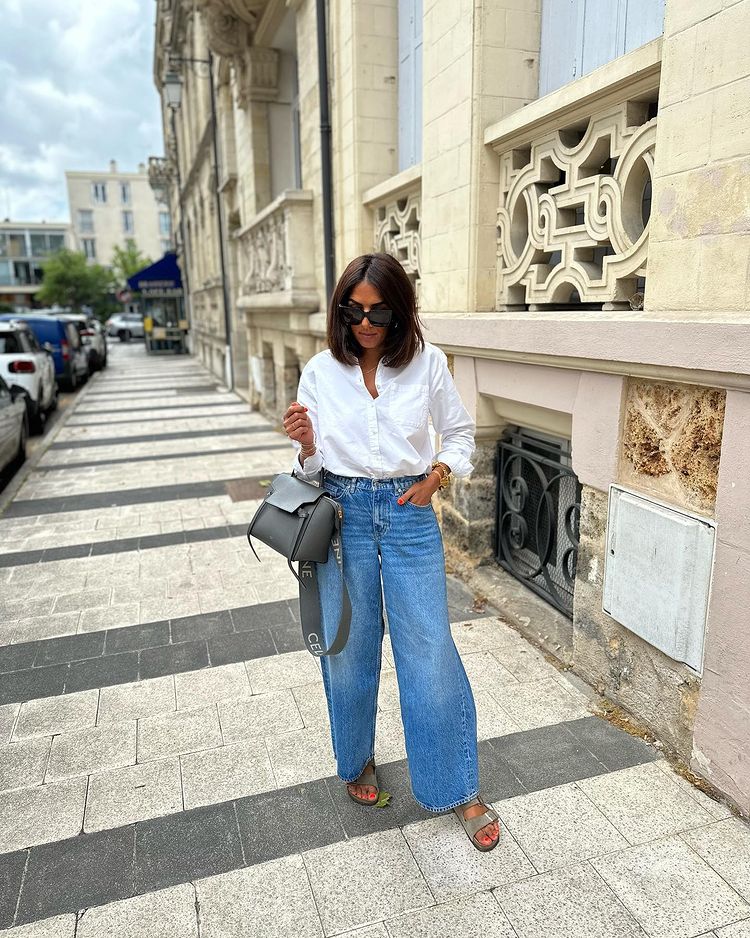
[{"xmin": 1, "ymin": 344, "xmax": 747, "ymax": 936}]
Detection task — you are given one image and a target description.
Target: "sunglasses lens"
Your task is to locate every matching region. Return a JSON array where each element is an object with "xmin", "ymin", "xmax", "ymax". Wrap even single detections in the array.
[{"xmin": 340, "ymin": 305, "xmax": 392, "ymax": 327}]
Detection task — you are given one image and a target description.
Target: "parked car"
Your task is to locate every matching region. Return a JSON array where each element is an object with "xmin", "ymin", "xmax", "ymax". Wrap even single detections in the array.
[
  {"xmin": 0, "ymin": 314, "xmax": 89, "ymax": 391},
  {"xmin": 0, "ymin": 374, "xmax": 27, "ymax": 483},
  {"xmin": 58, "ymin": 313, "xmax": 108, "ymax": 372},
  {"xmin": 105, "ymin": 312, "xmax": 145, "ymax": 341},
  {"xmin": 0, "ymin": 321, "xmax": 58, "ymax": 433}
]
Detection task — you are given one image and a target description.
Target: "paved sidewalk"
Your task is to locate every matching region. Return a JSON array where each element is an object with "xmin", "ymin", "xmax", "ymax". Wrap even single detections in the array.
[{"xmin": 0, "ymin": 344, "xmax": 748, "ymax": 937}]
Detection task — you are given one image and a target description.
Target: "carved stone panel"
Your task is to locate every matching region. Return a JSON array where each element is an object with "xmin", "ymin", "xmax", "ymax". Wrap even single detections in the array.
[
  {"xmin": 374, "ymin": 191, "xmax": 421, "ymax": 288},
  {"xmin": 496, "ymin": 100, "xmax": 657, "ymax": 309}
]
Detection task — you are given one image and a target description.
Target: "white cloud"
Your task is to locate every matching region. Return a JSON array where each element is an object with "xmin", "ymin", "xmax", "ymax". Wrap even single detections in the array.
[{"xmin": 0, "ymin": 0, "xmax": 163, "ymax": 223}]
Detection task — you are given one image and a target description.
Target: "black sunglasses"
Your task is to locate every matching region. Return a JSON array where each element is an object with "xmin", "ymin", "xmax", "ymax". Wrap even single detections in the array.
[{"xmin": 338, "ymin": 304, "xmax": 393, "ymax": 328}]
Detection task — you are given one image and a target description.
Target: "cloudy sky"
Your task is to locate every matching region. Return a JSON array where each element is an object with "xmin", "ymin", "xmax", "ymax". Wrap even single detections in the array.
[{"xmin": 0, "ymin": 0, "xmax": 163, "ymax": 223}]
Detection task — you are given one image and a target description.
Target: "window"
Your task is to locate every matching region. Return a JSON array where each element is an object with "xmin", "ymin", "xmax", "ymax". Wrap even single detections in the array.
[
  {"xmin": 13, "ymin": 261, "xmax": 32, "ymax": 285},
  {"xmin": 82, "ymin": 239, "xmax": 96, "ymax": 260},
  {"xmin": 161, "ymin": 239, "xmax": 173, "ymax": 254},
  {"xmin": 0, "ymin": 260, "xmax": 11, "ymax": 285},
  {"xmin": 539, "ymin": 0, "xmax": 666, "ymax": 96},
  {"xmin": 0, "ymin": 333, "xmax": 22, "ymax": 354},
  {"xmin": 120, "ymin": 182, "xmax": 131, "ymax": 204},
  {"xmin": 78, "ymin": 210, "xmax": 94, "ymax": 234},
  {"xmin": 30, "ymin": 233, "xmax": 48, "ymax": 256},
  {"xmin": 398, "ymin": 0, "xmax": 423, "ymax": 172},
  {"xmin": 122, "ymin": 211, "xmax": 134, "ymax": 234},
  {"xmin": 7, "ymin": 234, "xmax": 27, "ymax": 258},
  {"xmin": 48, "ymin": 234, "xmax": 65, "ymax": 253},
  {"xmin": 159, "ymin": 212, "xmax": 171, "ymax": 236},
  {"xmin": 92, "ymin": 182, "xmax": 107, "ymax": 204}
]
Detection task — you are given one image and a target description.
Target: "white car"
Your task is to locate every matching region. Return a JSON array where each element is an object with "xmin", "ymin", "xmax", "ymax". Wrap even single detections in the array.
[
  {"xmin": 0, "ymin": 321, "xmax": 58, "ymax": 433},
  {"xmin": 105, "ymin": 312, "xmax": 145, "ymax": 341},
  {"xmin": 0, "ymin": 375, "xmax": 27, "ymax": 482}
]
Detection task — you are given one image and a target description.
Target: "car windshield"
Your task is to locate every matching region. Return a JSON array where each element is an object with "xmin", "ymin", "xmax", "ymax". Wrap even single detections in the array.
[{"xmin": 0, "ymin": 334, "xmax": 23, "ymax": 354}]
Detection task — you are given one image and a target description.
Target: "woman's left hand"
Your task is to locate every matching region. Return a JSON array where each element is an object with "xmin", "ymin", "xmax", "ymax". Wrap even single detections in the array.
[{"xmin": 397, "ymin": 473, "xmax": 441, "ymax": 507}]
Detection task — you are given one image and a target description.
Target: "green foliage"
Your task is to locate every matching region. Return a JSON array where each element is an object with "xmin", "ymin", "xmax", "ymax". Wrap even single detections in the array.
[
  {"xmin": 37, "ymin": 248, "xmax": 116, "ymax": 317},
  {"xmin": 111, "ymin": 239, "xmax": 152, "ymax": 286},
  {"xmin": 375, "ymin": 790, "xmax": 392, "ymax": 808}
]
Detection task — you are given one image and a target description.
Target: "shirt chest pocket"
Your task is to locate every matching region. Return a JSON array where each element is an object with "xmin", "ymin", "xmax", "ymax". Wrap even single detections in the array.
[{"xmin": 387, "ymin": 382, "xmax": 429, "ymax": 430}]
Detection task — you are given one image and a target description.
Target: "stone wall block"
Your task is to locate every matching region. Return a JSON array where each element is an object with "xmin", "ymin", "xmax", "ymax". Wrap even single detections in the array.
[
  {"xmin": 572, "ymin": 486, "xmax": 700, "ymax": 757},
  {"xmin": 620, "ymin": 379, "xmax": 726, "ymax": 514}
]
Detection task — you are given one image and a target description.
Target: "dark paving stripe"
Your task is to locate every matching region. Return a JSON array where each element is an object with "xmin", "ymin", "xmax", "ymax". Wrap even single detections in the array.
[
  {"xmin": 84, "ymin": 384, "xmax": 218, "ymax": 400},
  {"xmin": 2, "ymin": 716, "xmax": 660, "ymax": 928},
  {"xmin": 48, "ymin": 425, "xmax": 273, "ymax": 450},
  {"xmin": 74, "ymin": 400, "xmax": 247, "ymax": 415},
  {"xmin": 38, "ymin": 442, "xmax": 289, "ymax": 472},
  {"xmin": 65, "ymin": 411, "xmax": 249, "ymax": 428},
  {"xmin": 4, "ymin": 474, "xmax": 271, "ymax": 519},
  {"xmin": 0, "ymin": 599, "xmax": 488, "ymax": 703},
  {"xmin": 0, "ymin": 522, "xmax": 251, "ymax": 568}
]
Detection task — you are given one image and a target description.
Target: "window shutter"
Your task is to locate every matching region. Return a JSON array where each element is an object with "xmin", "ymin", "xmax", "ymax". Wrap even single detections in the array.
[
  {"xmin": 398, "ymin": 0, "xmax": 422, "ymax": 171},
  {"xmin": 539, "ymin": 0, "xmax": 582, "ymax": 96}
]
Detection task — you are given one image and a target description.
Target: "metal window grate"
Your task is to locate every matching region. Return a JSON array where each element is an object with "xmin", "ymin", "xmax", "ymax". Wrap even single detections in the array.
[{"xmin": 494, "ymin": 427, "xmax": 582, "ymax": 617}]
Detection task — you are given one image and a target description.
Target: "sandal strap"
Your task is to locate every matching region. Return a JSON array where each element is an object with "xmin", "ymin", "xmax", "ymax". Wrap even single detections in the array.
[
  {"xmin": 454, "ymin": 797, "xmax": 499, "ymax": 838},
  {"xmin": 349, "ymin": 761, "xmax": 377, "ymax": 789}
]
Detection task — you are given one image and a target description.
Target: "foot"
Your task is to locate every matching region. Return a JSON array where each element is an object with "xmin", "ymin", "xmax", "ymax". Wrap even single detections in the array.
[
  {"xmin": 458, "ymin": 799, "xmax": 500, "ymax": 848},
  {"xmin": 346, "ymin": 760, "xmax": 378, "ymax": 801}
]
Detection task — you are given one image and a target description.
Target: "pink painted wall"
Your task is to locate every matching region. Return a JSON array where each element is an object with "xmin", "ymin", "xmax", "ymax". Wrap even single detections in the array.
[{"xmin": 692, "ymin": 389, "xmax": 750, "ymax": 813}]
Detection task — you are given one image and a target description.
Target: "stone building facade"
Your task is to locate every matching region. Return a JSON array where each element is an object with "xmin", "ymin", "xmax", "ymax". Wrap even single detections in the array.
[{"xmin": 153, "ymin": 0, "xmax": 750, "ymax": 816}]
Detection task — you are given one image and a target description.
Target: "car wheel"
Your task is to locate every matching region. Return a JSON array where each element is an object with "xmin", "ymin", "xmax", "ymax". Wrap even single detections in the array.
[
  {"xmin": 29, "ymin": 399, "xmax": 45, "ymax": 435},
  {"xmin": 47, "ymin": 384, "xmax": 59, "ymax": 413},
  {"xmin": 119, "ymin": 329, "xmax": 131, "ymax": 343},
  {"xmin": 69, "ymin": 369, "xmax": 78, "ymax": 392},
  {"xmin": 14, "ymin": 416, "xmax": 28, "ymax": 470}
]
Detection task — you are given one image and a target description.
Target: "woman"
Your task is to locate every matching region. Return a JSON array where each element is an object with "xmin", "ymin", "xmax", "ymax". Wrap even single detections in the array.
[{"xmin": 282, "ymin": 253, "xmax": 500, "ymax": 852}]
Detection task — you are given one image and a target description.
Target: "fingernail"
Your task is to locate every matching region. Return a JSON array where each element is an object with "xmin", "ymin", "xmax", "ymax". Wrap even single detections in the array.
[{"xmin": 397, "ymin": 498, "xmax": 403, "ymax": 505}]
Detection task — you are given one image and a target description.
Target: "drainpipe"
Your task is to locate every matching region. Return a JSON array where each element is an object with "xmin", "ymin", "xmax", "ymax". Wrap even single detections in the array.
[{"xmin": 316, "ymin": 0, "xmax": 335, "ymax": 302}]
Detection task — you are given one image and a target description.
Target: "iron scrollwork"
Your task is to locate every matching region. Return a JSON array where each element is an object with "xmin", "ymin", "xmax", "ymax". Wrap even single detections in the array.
[{"xmin": 495, "ymin": 428, "xmax": 582, "ymax": 616}]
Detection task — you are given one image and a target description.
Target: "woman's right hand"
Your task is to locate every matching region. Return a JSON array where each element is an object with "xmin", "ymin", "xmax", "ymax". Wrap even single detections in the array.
[{"xmin": 283, "ymin": 401, "xmax": 315, "ymax": 447}]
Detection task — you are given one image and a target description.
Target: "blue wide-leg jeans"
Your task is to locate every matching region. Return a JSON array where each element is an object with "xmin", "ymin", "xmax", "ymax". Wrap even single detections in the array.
[{"xmin": 315, "ymin": 469, "xmax": 480, "ymax": 813}]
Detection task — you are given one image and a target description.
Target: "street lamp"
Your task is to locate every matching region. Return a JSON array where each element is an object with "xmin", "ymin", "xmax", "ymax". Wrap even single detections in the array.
[{"xmin": 164, "ymin": 54, "xmax": 234, "ymax": 391}]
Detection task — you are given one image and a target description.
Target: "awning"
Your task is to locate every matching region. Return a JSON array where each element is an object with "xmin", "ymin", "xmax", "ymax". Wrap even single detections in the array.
[{"xmin": 127, "ymin": 252, "xmax": 183, "ymax": 295}]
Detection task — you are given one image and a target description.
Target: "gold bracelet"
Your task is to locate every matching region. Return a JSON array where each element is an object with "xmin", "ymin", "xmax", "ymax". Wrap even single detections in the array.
[{"xmin": 431, "ymin": 461, "xmax": 452, "ymax": 490}]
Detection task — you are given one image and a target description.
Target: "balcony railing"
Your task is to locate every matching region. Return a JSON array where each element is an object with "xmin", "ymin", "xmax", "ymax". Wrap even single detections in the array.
[
  {"xmin": 363, "ymin": 164, "xmax": 421, "ymax": 296},
  {"xmin": 235, "ymin": 189, "xmax": 318, "ymax": 314},
  {"xmin": 485, "ymin": 40, "xmax": 661, "ymax": 312}
]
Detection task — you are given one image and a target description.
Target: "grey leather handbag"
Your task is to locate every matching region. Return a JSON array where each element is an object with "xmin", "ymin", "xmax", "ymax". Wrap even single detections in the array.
[{"xmin": 246, "ymin": 469, "xmax": 351, "ymax": 656}]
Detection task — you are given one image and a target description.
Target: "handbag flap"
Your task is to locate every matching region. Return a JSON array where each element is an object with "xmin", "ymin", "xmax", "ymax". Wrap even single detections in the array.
[{"xmin": 264, "ymin": 472, "xmax": 326, "ymax": 513}]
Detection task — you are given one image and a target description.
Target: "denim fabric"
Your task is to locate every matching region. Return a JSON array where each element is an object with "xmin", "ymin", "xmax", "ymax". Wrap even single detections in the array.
[{"xmin": 315, "ymin": 468, "xmax": 480, "ymax": 812}]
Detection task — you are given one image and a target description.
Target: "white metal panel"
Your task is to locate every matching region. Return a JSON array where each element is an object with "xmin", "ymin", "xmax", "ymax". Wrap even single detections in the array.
[
  {"xmin": 398, "ymin": 0, "xmax": 416, "ymax": 171},
  {"xmin": 603, "ymin": 486, "xmax": 715, "ymax": 673},
  {"xmin": 624, "ymin": 0, "xmax": 666, "ymax": 52}
]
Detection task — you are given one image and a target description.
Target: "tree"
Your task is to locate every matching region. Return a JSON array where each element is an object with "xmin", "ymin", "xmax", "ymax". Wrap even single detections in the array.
[
  {"xmin": 111, "ymin": 239, "xmax": 152, "ymax": 286},
  {"xmin": 37, "ymin": 248, "xmax": 116, "ymax": 317}
]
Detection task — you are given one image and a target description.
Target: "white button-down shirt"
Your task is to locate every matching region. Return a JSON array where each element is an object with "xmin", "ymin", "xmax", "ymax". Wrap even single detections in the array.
[{"xmin": 291, "ymin": 341, "xmax": 475, "ymax": 480}]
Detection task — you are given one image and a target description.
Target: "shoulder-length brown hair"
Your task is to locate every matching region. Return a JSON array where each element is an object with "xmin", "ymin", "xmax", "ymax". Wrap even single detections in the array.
[{"xmin": 327, "ymin": 253, "xmax": 425, "ymax": 369}]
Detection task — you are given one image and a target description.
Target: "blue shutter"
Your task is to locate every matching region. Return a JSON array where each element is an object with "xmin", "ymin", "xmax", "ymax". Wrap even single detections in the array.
[
  {"xmin": 413, "ymin": 0, "xmax": 423, "ymax": 166},
  {"xmin": 539, "ymin": 0, "xmax": 583, "ymax": 96},
  {"xmin": 398, "ymin": 0, "xmax": 422, "ymax": 170},
  {"xmin": 580, "ymin": 0, "xmax": 626, "ymax": 75},
  {"xmin": 623, "ymin": 0, "xmax": 666, "ymax": 52},
  {"xmin": 540, "ymin": 0, "xmax": 665, "ymax": 96}
]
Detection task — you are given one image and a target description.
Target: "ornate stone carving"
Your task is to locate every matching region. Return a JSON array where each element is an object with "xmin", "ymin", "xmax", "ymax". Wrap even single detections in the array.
[
  {"xmin": 234, "ymin": 46, "xmax": 279, "ymax": 108},
  {"xmin": 496, "ymin": 100, "xmax": 656, "ymax": 309},
  {"xmin": 194, "ymin": 0, "xmax": 266, "ymax": 57},
  {"xmin": 237, "ymin": 191, "xmax": 317, "ymax": 311},
  {"xmin": 148, "ymin": 156, "xmax": 174, "ymax": 204},
  {"xmin": 374, "ymin": 191, "xmax": 421, "ymax": 287}
]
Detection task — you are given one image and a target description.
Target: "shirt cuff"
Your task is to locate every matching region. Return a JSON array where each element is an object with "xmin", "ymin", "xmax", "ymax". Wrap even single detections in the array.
[
  {"xmin": 434, "ymin": 449, "xmax": 474, "ymax": 479},
  {"xmin": 292, "ymin": 447, "xmax": 324, "ymax": 479}
]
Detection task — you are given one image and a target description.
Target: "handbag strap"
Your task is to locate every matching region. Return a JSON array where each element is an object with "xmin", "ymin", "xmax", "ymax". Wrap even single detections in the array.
[{"xmin": 298, "ymin": 506, "xmax": 351, "ymax": 656}]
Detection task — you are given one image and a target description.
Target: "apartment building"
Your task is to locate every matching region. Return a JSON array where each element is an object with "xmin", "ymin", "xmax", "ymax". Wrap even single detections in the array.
[
  {"xmin": 0, "ymin": 221, "xmax": 72, "ymax": 309},
  {"xmin": 153, "ymin": 0, "xmax": 750, "ymax": 816},
  {"xmin": 65, "ymin": 160, "xmax": 174, "ymax": 269}
]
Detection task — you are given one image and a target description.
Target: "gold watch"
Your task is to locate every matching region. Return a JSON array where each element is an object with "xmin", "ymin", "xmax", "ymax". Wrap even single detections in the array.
[{"xmin": 431, "ymin": 460, "xmax": 452, "ymax": 490}]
